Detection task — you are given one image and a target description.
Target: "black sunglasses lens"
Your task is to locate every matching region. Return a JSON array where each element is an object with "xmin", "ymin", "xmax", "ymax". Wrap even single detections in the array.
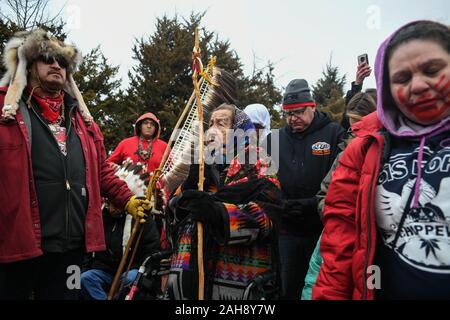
[
  {"xmin": 40, "ymin": 55, "xmax": 54, "ymax": 64},
  {"xmin": 39, "ymin": 55, "xmax": 68, "ymax": 68},
  {"xmin": 56, "ymin": 56, "xmax": 69, "ymax": 68}
]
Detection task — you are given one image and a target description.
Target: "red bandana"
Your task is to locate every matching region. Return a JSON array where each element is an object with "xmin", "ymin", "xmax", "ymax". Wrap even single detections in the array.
[{"xmin": 31, "ymin": 89, "xmax": 65, "ymax": 123}]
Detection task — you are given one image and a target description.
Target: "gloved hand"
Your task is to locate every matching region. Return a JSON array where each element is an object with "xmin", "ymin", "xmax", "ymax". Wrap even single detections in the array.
[
  {"xmin": 177, "ymin": 190, "xmax": 222, "ymax": 223},
  {"xmin": 125, "ymin": 195, "xmax": 151, "ymax": 223},
  {"xmin": 281, "ymin": 199, "xmax": 310, "ymax": 223},
  {"xmin": 167, "ymin": 194, "xmax": 188, "ymax": 223},
  {"xmin": 182, "ymin": 164, "xmax": 214, "ymax": 190},
  {"xmin": 176, "ymin": 190, "xmax": 226, "ymax": 243}
]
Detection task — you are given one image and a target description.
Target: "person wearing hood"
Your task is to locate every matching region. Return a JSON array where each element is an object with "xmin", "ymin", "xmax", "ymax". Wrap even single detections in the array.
[
  {"xmin": 108, "ymin": 112, "xmax": 168, "ymax": 174},
  {"xmin": 313, "ymin": 20, "xmax": 450, "ymax": 300},
  {"xmin": 108, "ymin": 113, "xmax": 170, "ymax": 271},
  {"xmin": 244, "ymin": 103, "xmax": 272, "ymax": 156},
  {"xmin": 0, "ymin": 29, "xmax": 149, "ymax": 300},
  {"xmin": 277, "ymin": 79, "xmax": 345, "ymax": 299}
]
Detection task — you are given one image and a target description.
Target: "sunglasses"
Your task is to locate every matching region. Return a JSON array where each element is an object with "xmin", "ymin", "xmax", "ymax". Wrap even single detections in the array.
[
  {"xmin": 283, "ymin": 109, "xmax": 307, "ymax": 118},
  {"xmin": 38, "ymin": 55, "xmax": 69, "ymax": 69}
]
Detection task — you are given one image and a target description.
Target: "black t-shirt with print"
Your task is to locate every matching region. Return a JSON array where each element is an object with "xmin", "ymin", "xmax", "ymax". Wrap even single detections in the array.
[{"xmin": 375, "ymin": 132, "xmax": 450, "ymax": 299}]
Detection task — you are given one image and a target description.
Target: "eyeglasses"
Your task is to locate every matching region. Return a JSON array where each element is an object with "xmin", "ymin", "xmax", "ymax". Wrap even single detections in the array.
[
  {"xmin": 283, "ymin": 109, "xmax": 306, "ymax": 118},
  {"xmin": 38, "ymin": 55, "xmax": 69, "ymax": 69}
]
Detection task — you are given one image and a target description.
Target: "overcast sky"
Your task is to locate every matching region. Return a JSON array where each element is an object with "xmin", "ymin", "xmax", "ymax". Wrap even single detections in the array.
[{"xmin": 47, "ymin": 0, "xmax": 449, "ymax": 99}]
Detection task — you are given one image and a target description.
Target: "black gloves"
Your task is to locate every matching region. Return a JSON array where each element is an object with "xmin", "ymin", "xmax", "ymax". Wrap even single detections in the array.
[
  {"xmin": 182, "ymin": 164, "xmax": 214, "ymax": 190},
  {"xmin": 178, "ymin": 190, "xmax": 224, "ymax": 224},
  {"xmin": 281, "ymin": 198, "xmax": 318, "ymax": 223},
  {"xmin": 169, "ymin": 190, "xmax": 227, "ymax": 244}
]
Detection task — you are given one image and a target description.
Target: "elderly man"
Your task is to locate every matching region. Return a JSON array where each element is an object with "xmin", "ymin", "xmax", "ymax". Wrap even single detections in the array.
[
  {"xmin": 166, "ymin": 103, "xmax": 282, "ymax": 300},
  {"xmin": 277, "ymin": 79, "xmax": 345, "ymax": 299},
  {"xmin": 0, "ymin": 29, "xmax": 148, "ymax": 300}
]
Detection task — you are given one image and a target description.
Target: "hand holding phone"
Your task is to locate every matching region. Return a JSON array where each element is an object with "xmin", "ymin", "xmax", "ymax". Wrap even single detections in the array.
[{"xmin": 355, "ymin": 55, "xmax": 372, "ymax": 85}]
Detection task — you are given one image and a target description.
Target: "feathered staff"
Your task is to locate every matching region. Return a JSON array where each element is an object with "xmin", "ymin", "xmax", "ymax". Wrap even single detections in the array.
[
  {"xmin": 107, "ymin": 157, "xmax": 163, "ymax": 300},
  {"xmin": 192, "ymin": 28, "xmax": 206, "ymax": 300}
]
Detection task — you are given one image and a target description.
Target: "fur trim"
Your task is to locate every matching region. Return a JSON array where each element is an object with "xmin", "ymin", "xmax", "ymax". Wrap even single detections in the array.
[
  {"xmin": 1, "ymin": 45, "xmax": 28, "ymax": 119},
  {"xmin": 2, "ymin": 29, "xmax": 81, "ymax": 75},
  {"xmin": 1, "ymin": 29, "xmax": 90, "ymax": 122},
  {"xmin": 66, "ymin": 74, "xmax": 92, "ymax": 122}
]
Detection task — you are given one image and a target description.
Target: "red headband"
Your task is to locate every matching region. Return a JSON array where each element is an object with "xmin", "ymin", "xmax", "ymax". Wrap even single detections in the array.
[{"xmin": 282, "ymin": 102, "xmax": 316, "ymax": 110}]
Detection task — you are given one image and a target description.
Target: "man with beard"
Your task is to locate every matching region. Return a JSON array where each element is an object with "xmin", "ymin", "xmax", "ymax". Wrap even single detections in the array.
[{"xmin": 0, "ymin": 29, "xmax": 149, "ymax": 300}]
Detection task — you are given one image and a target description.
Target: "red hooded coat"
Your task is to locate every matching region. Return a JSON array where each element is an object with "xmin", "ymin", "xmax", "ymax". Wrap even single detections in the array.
[{"xmin": 108, "ymin": 112, "xmax": 168, "ymax": 173}]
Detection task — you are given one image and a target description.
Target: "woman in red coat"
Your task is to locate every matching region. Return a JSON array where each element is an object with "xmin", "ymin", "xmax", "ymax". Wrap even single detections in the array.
[{"xmin": 313, "ymin": 20, "xmax": 450, "ymax": 300}]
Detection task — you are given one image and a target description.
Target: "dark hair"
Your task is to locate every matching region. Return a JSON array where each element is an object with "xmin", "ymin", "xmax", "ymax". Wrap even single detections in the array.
[
  {"xmin": 364, "ymin": 88, "xmax": 377, "ymax": 103},
  {"xmin": 386, "ymin": 20, "xmax": 450, "ymax": 61},
  {"xmin": 346, "ymin": 92, "xmax": 377, "ymax": 122}
]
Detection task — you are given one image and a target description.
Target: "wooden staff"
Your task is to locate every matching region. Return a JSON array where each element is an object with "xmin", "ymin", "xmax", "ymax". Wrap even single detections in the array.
[
  {"xmin": 107, "ymin": 89, "xmax": 199, "ymax": 300},
  {"xmin": 107, "ymin": 217, "xmax": 141, "ymax": 300},
  {"xmin": 192, "ymin": 27, "xmax": 206, "ymax": 300},
  {"xmin": 109, "ymin": 29, "xmax": 209, "ymax": 301}
]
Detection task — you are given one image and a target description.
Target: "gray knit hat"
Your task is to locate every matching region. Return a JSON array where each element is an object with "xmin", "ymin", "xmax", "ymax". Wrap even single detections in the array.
[{"xmin": 282, "ymin": 79, "xmax": 316, "ymax": 110}]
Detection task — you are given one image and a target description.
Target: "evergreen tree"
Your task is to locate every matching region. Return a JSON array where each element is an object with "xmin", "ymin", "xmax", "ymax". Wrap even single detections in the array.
[
  {"xmin": 128, "ymin": 12, "xmax": 282, "ymax": 139},
  {"xmin": 312, "ymin": 58, "xmax": 346, "ymax": 105},
  {"xmin": 312, "ymin": 57, "xmax": 346, "ymax": 122},
  {"xmin": 72, "ymin": 46, "xmax": 127, "ymax": 153},
  {"xmin": 320, "ymin": 88, "xmax": 345, "ymax": 123},
  {"xmin": 238, "ymin": 61, "xmax": 283, "ymax": 128}
]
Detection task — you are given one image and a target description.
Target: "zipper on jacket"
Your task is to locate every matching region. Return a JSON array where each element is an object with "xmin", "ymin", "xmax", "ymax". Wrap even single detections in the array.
[
  {"xmin": 65, "ymin": 107, "xmax": 75, "ymax": 250},
  {"xmin": 30, "ymin": 103, "xmax": 75, "ymax": 251},
  {"xmin": 362, "ymin": 137, "xmax": 381, "ymax": 300}
]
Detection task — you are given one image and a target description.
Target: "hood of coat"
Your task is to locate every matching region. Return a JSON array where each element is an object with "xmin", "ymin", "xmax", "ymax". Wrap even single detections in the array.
[
  {"xmin": 134, "ymin": 112, "xmax": 161, "ymax": 139},
  {"xmin": 374, "ymin": 20, "xmax": 450, "ymax": 139}
]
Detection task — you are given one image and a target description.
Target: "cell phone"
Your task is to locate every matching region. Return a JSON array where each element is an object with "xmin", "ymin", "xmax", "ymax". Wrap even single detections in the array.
[{"xmin": 358, "ymin": 54, "xmax": 369, "ymax": 65}]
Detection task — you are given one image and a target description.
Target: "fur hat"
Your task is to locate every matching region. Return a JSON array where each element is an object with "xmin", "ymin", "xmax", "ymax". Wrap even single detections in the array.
[
  {"xmin": 282, "ymin": 79, "xmax": 316, "ymax": 110},
  {"xmin": 0, "ymin": 28, "xmax": 92, "ymax": 122}
]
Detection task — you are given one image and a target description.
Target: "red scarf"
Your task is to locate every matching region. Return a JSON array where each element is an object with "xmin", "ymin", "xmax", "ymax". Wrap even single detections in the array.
[{"xmin": 29, "ymin": 89, "xmax": 65, "ymax": 123}]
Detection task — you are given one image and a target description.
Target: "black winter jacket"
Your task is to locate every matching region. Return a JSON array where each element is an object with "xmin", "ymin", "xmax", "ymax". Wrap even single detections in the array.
[
  {"xmin": 29, "ymin": 96, "xmax": 87, "ymax": 253},
  {"xmin": 277, "ymin": 111, "xmax": 345, "ymax": 235}
]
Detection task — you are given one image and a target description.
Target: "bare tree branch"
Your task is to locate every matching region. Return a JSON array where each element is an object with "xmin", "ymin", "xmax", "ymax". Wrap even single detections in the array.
[
  {"xmin": 23, "ymin": 0, "xmax": 30, "ymax": 28},
  {"xmin": 28, "ymin": 1, "xmax": 42, "ymax": 27},
  {"xmin": 1, "ymin": 0, "xmax": 65, "ymax": 29}
]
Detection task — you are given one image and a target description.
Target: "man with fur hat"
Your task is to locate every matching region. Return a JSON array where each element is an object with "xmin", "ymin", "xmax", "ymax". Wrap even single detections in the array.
[
  {"xmin": 277, "ymin": 79, "xmax": 345, "ymax": 299},
  {"xmin": 108, "ymin": 112, "xmax": 168, "ymax": 174},
  {"xmin": 0, "ymin": 29, "xmax": 150, "ymax": 300}
]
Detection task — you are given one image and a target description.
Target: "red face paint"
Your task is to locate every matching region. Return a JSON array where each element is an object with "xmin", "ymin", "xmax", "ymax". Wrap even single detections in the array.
[
  {"xmin": 433, "ymin": 75, "xmax": 450, "ymax": 98},
  {"xmin": 395, "ymin": 78, "xmax": 450, "ymax": 123},
  {"xmin": 433, "ymin": 75, "xmax": 450, "ymax": 112},
  {"xmin": 396, "ymin": 87, "xmax": 408, "ymax": 106},
  {"xmin": 435, "ymin": 74, "xmax": 446, "ymax": 89},
  {"xmin": 408, "ymin": 100, "xmax": 447, "ymax": 123}
]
